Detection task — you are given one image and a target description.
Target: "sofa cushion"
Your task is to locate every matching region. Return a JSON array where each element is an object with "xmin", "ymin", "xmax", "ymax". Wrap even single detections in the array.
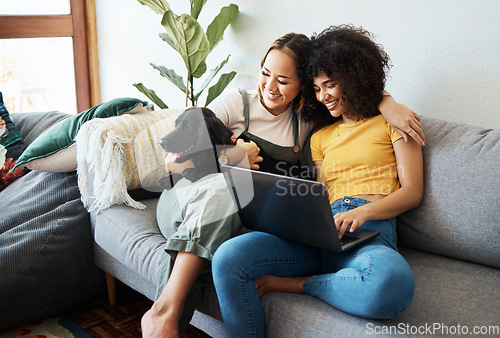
[
  {"xmin": 397, "ymin": 117, "xmax": 500, "ymax": 268},
  {"xmin": 14, "ymin": 98, "xmax": 149, "ymax": 172},
  {"xmin": 92, "ymin": 198, "xmax": 166, "ymax": 286},
  {"xmin": 0, "ymin": 169, "xmax": 103, "ymax": 328}
]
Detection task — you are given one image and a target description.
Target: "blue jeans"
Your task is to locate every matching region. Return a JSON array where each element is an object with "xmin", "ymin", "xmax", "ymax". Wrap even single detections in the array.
[{"xmin": 212, "ymin": 197, "xmax": 415, "ymax": 338}]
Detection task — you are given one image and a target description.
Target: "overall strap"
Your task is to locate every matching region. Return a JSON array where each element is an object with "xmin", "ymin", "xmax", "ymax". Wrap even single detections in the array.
[
  {"xmin": 238, "ymin": 88, "xmax": 300, "ymax": 152},
  {"xmin": 291, "ymin": 109, "xmax": 300, "ymax": 152},
  {"xmin": 238, "ymin": 89, "xmax": 251, "ymax": 132}
]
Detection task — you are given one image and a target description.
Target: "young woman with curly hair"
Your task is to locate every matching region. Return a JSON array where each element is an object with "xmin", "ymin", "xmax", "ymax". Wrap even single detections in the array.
[{"xmin": 212, "ymin": 25, "xmax": 423, "ymax": 337}]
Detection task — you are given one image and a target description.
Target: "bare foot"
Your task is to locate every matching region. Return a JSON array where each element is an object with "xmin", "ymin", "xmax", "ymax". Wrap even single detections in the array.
[
  {"xmin": 141, "ymin": 305, "xmax": 180, "ymax": 338},
  {"xmin": 255, "ymin": 275, "xmax": 309, "ymax": 298}
]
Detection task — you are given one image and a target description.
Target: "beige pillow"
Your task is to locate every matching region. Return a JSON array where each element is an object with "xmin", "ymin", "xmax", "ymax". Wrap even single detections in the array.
[{"xmin": 76, "ymin": 108, "xmax": 183, "ymax": 212}]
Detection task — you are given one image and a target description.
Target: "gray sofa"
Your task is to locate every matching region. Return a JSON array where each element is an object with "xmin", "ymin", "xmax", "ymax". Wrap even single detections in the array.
[
  {"xmin": 0, "ymin": 111, "xmax": 104, "ymax": 329},
  {"xmin": 91, "ymin": 116, "xmax": 500, "ymax": 337}
]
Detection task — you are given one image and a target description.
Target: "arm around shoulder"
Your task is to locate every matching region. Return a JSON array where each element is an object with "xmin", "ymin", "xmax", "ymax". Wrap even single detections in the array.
[{"xmin": 378, "ymin": 92, "xmax": 426, "ymax": 146}]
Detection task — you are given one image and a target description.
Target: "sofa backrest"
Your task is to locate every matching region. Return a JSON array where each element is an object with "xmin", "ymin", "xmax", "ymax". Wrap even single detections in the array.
[
  {"xmin": 12, "ymin": 111, "xmax": 70, "ymax": 146},
  {"xmin": 397, "ymin": 116, "xmax": 499, "ymax": 268}
]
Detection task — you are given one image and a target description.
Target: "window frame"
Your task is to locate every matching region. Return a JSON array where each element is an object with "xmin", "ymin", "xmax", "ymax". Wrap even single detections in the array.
[{"xmin": 0, "ymin": 0, "xmax": 101, "ymax": 111}]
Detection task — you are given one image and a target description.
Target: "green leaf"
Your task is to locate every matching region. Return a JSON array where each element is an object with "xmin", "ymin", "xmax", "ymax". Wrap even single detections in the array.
[
  {"xmin": 161, "ymin": 10, "xmax": 210, "ymax": 79},
  {"xmin": 137, "ymin": 0, "xmax": 171, "ymax": 14},
  {"xmin": 194, "ymin": 55, "xmax": 231, "ymax": 102},
  {"xmin": 133, "ymin": 83, "xmax": 168, "ymax": 109},
  {"xmin": 159, "ymin": 32, "xmax": 178, "ymax": 53},
  {"xmin": 194, "ymin": 60, "xmax": 207, "ymax": 80},
  {"xmin": 206, "ymin": 4, "xmax": 239, "ymax": 52},
  {"xmin": 150, "ymin": 63, "xmax": 186, "ymax": 93},
  {"xmin": 190, "ymin": 0, "xmax": 207, "ymax": 20},
  {"xmin": 205, "ymin": 71, "xmax": 236, "ymax": 106}
]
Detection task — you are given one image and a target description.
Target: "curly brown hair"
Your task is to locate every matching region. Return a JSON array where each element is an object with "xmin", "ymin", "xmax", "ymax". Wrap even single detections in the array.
[{"xmin": 302, "ymin": 25, "xmax": 391, "ymax": 126}]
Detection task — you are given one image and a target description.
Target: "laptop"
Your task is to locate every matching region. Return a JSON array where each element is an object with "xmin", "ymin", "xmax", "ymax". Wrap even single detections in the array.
[{"xmin": 221, "ymin": 165, "xmax": 379, "ymax": 252}]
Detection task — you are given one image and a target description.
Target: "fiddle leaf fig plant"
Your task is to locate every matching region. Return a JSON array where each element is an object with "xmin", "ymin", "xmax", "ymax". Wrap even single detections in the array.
[{"xmin": 134, "ymin": 0, "xmax": 239, "ymax": 108}]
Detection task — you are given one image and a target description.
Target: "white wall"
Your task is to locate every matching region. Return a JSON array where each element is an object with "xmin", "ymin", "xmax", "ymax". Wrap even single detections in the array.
[{"xmin": 95, "ymin": 0, "xmax": 500, "ymax": 129}]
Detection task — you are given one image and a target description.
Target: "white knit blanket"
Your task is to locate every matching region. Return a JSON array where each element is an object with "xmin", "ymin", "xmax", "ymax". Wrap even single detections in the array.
[{"xmin": 76, "ymin": 108, "xmax": 183, "ymax": 213}]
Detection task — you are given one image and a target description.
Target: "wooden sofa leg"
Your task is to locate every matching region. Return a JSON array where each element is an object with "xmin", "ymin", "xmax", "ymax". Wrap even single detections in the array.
[{"xmin": 105, "ymin": 273, "xmax": 117, "ymax": 306}]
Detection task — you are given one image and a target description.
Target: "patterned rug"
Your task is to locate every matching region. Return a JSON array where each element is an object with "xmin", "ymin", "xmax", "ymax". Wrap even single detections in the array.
[{"xmin": 0, "ymin": 317, "xmax": 90, "ymax": 338}]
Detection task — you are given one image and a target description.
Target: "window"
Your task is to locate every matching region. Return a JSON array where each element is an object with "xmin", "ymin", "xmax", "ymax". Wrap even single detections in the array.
[{"xmin": 0, "ymin": 0, "xmax": 100, "ymax": 114}]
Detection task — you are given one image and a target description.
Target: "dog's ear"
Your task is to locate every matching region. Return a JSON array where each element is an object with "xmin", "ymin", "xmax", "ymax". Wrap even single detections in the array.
[{"xmin": 205, "ymin": 115, "xmax": 235, "ymax": 146}]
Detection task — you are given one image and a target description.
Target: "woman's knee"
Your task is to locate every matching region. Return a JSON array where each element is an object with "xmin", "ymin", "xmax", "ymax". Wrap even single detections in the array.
[
  {"xmin": 212, "ymin": 236, "xmax": 242, "ymax": 277},
  {"xmin": 213, "ymin": 232, "xmax": 263, "ymax": 279},
  {"xmin": 362, "ymin": 249, "xmax": 415, "ymax": 318}
]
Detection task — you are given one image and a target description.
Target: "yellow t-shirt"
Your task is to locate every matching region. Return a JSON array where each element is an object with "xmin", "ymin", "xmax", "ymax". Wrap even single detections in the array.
[{"xmin": 311, "ymin": 114, "xmax": 403, "ymax": 203}]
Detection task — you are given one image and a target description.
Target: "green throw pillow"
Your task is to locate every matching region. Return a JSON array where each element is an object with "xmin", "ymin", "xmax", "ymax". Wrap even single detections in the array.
[{"xmin": 14, "ymin": 97, "xmax": 149, "ymax": 172}]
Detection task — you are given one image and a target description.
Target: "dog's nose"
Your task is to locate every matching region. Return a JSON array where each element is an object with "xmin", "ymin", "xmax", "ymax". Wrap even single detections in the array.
[{"xmin": 159, "ymin": 136, "xmax": 168, "ymax": 150}]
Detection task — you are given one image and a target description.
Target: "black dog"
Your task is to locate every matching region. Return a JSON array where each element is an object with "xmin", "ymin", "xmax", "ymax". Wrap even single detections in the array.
[{"xmin": 159, "ymin": 107, "xmax": 235, "ymax": 183}]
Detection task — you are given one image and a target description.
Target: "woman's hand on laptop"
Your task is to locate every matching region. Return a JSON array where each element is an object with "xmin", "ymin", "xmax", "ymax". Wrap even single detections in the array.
[{"xmin": 334, "ymin": 209, "xmax": 367, "ymax": 239}]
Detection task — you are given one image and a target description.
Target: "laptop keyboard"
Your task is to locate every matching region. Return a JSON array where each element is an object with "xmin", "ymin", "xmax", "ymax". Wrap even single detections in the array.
[{"xmin": 340, "ymin": 234, "xmax": 358, "ymax": 246}]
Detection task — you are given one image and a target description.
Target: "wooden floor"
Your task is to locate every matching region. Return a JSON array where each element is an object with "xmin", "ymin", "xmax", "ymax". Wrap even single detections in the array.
[{"xmin": 64, "ymin": 282, "xmax": 210, "ymax": 338}]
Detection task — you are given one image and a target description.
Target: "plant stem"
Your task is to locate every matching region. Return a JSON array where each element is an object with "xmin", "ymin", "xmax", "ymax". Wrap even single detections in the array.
[
  {"xmin": 190, "ymin": 75, "xmax": 194, "ymax": 106},
  {"xmin": 185, "ymin": 75, "xmax": 189, "ymax": 107}
]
